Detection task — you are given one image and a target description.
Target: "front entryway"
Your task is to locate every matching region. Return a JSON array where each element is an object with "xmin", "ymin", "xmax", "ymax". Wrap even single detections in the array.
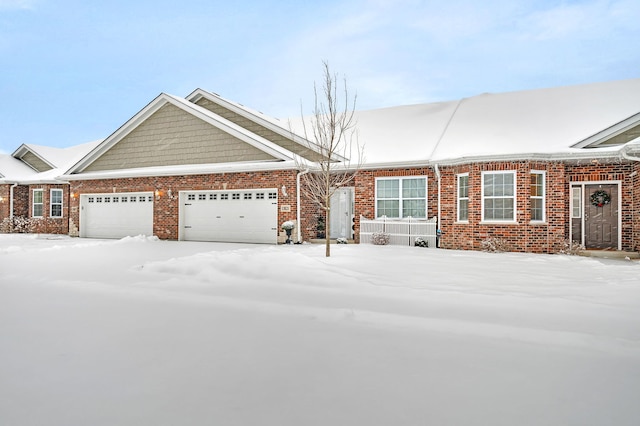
[
  {"xmin": 571, "ymin": 183, "xmax": 619, "ymax": 250},
  {"xmin": 329, "ymin": 187, "xmax": 354, "ymax": 239}
]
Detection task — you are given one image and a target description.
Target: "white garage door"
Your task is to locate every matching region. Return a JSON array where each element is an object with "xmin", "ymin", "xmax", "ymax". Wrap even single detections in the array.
[
  {"xmin": 80, "ymin": 193, "xmax": 154, "ymax": 239},
  {"xmin": 180, "ymin": 189, "xmax": 278, "ymax": 244}
]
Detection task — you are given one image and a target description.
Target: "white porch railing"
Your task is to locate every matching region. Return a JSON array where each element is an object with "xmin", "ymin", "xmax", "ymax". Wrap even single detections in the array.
[{"xmin": 359, "ymin": 215, "xmax": 438, "ymax": 247}]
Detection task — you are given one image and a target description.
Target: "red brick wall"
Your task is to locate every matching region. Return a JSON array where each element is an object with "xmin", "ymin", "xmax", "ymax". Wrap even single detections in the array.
[
  {"xmin": 13, "ymin": 185, "xmax": 29, "ymax": 217},
  {"xmin": 438, "ymin": 161, "xmax": 569, "ymax": 253},
  {"xmin": 438, "ymin": 161, "xmax": 637, "ymax": 253},
  {"xmin": 27, "ymin": 184, "xmax": 70, "ymax": 234},
  {"xmin": 633, "ymin": 163, "xmax": 640, "ymax": 252},
  {"xmin": 0, "ymin": 185, "xmax": 9, "ymax": 223},
  {"xmin": 69, "ymin": 170, "xmax": 299, "ymax": 240}
]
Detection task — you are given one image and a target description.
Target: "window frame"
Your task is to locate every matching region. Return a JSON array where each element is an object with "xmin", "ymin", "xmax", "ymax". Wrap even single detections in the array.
[
  {"xmin": 530, "ymin": 171, "xmax": 545, "ymax": 223},
  {"xmin": 457, "ymin": 173, "xmax": 469, "ymax": 222},
  {"xmin": 571, "ymin": 186, "xmax": 582, "ymax": 218},
  {"xmin": 375, "ymin": 176, "xmax": 427, "ymax": 219},
  {"xmin": 32, "ymin": 189, "xmax": 44, "ymax": 218},
  {"xmin": 481, "ymin": 170, "xmax": 516, "ymax": 223},
  {"xmin": 50, "ymin": 188, "xmax": 63, "ymax": 218}
]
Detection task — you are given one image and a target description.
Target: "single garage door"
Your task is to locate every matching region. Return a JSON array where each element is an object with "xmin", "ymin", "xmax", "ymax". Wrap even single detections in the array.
[
  {"xmin": 80, "ymin": 192, "xmax": 154, "ymax": 239},
  {"xmin": 180, "ymin": 189, "xmax": 278, "ymax": 244}
]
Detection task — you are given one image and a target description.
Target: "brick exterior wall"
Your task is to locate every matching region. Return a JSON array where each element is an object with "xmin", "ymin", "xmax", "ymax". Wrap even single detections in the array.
[
  {"xmin": 27, "ymin": 184, "xmax": 70, "ymax": 234},
  {"xmin": 69, "ymin": 170, "xmax": 299, "ymax": 241},
  {"xmin": 634, "ymin": 162, "xmax": 640, "ymax": 252},
  {"xmin": 0, "ymin": 185, "xmax": 9, "ymax": 222},
  {"xmin": 6, "ymin": 160, "xmax": 639, "ymax": 254},
  {"xmin": 438, "ymin": 160, "xmax": 637, "ymax": 253},
  {"xmin": 439, "ymin": 161, "xmax": 567, "ymax": 253}
]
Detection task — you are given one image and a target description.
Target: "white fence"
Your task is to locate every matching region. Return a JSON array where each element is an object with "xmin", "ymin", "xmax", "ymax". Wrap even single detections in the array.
[{"xmin": 359, "ymin": 216, "xmax": 438, "ymax": 247}]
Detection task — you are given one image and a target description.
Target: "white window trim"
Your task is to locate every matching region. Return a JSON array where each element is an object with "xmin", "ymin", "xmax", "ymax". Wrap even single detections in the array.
[
  {"xmin": 457, "ymin": 173, "xmax": 469, "ymax": 223},
  {"xmin": 375, "ymin": 176, "xmax": 428, "ymax": 219},
  {"xmin": 50, "ymin": 188, "xmax": 63, "ymax": 218},
  {"xmin": 571, "ymin": 186, "xmax": 582, "ymax": 219},
  {"xmin": 530, "ymin": 170, "xmax": 546, "ymax": 223},
  {"xmin": 481, "ymin": 170, "xmax": 517, "ymax": 223},
  {"xmin": 32, "ymin": 189, "xmax": 43, "ymax": 218}
]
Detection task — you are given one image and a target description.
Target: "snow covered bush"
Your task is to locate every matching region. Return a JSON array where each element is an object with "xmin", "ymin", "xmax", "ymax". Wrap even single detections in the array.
[
  {"xmin": 558, "ymin": 239, "xmax": 585, "ymax": 255},
  {"xmin": 337, "ymin": 237, "xmax": 348, "ymax": 244},
  {"xmin": 371, "ymin": 231, "xmax": 390, "ymax": 245},
  {"xmin": 0, "ymin": 216, "xmax": 36, "ymax": 233},
  {"xmin": 481, "ymin": 237, "xmax": 511, "ymax": 253},
  {"xmin": 414, "ymin": 237, "xmax": 428, "ymax": 248}
]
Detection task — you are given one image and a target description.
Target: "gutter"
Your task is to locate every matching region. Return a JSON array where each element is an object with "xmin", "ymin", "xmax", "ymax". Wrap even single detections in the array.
[
  {"xmin": 57, "ymin": 160, "xmax": 299, "ymax": 181},
  {"xmin": 621, "ymin": 144, "xmax": 640, "ymax": 162},
  {"xmin": 296, "ymin": 168, "xmax": 310, "ymax": 242}
]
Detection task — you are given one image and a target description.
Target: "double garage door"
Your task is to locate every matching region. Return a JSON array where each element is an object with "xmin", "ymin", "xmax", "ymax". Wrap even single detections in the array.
[
  {"xmin": 80, "ymin": 192, "xmax": 154, "ymax": 239},
  {"xmin": 80, "ymin": 189, "xmax": 278, "ymax": 244},
  {"xmin": 179, "ymin": 189, "xmax": 278, "ymax": 244}
]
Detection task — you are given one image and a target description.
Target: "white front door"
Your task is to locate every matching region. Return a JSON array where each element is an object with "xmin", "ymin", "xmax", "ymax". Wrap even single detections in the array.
[
  {"xmin": 80, "ymin": 193, "xmax": 154, "ymax": 239},
  {"xmin": 179, "ymin": 189, "xmax": 278, "ymax": 244},
  {"xmin": 330, "ymin": 187, "xmax": 354, "ymax": 239}
]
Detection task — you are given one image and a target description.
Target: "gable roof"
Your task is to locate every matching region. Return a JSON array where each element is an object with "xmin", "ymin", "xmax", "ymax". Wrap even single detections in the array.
[
  {"xmin": 1, "ymin": 140, "xmax": 101, "ymax": 184},
  {"xmin": 187, "ymin": 88, "xmax": 340, "ymax": 162},
  {"xmin": 0, "ymin": 154, "xmax": 39, "ymax": 182},
  {"xmin": 66, "ymin": 93, "xmax": 302, "ymax": 176},
  {"xmin": 353, "ymin": 78, "xmax": 640, "ymax": 167}
]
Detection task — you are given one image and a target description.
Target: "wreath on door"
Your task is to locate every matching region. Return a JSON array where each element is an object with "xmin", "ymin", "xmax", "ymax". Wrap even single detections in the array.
[{"xmin": 590, "ymin": 190, "xmax": 611, "ymax": 207}]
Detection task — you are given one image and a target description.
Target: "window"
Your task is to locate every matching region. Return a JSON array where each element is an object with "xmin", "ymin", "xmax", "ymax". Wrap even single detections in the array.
[
  {"xmin": 33, "ymin": 189, "xmax": 43, "ymax": 217},
  {"xmin": 457, "ymin": 174, "xmax": 469, "ymax": 222},
  {"xmin": 530, "ymin": 172, "xmax": 545, "ymax": 222},
  {"xmin": 482, "ymin": 171, "xmax": 515, "ymax": 221},
  {"xmin": 48, "ymin": 189, "xmax": 63, "ymax": 218},
  {"xmin": 572, "ymin": 187, "xmax": 582, "ymax": 218},
  {"xmin": 375, "ymin": 177, "xmax": 427, "ymax": 218}
]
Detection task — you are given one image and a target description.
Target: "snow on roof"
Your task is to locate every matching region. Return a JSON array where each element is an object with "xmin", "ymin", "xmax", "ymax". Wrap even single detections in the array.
[
  {"xmin": 0, "ymin": 154, "xmax": 39, "ymax": 181},
  {"xmin": 285, "ymin": 79, "xmax": 640, "ymax": 167},
  {"xmin": 351, "ymin": 101, "xmax": 460, "ymax": 165},
  {"xmin": 2, "ymin": 140, "xmax": 102, "ymax": 183},
  {"xmin": 429, "ymin": 78, "xmax": 640, "ymax": 163}
]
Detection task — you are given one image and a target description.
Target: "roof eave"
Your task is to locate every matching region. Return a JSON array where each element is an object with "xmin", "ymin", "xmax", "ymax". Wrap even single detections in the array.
[{"xmin": 59, "ymin": 160, "xmax": 298, "ymax": 181}]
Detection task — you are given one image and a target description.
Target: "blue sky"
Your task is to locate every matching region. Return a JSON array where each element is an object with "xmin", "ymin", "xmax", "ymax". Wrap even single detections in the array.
[{"xmin": 0, "ymin": 0, "xmax": 638, "ymax": 153}]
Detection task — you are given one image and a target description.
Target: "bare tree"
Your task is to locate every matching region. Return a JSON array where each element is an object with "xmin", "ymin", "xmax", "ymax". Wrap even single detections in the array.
[{"xmin": 296, "ymin": 61, "xmax": 363, "ymax": 257}]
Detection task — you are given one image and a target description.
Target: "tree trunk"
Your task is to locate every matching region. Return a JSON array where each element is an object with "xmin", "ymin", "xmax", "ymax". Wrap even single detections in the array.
[{"xmin": 325, "ymin": 207, "xmax": 331, "ymax": 258}]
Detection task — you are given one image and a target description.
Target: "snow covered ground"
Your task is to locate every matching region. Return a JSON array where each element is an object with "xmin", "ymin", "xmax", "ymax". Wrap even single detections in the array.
[{"xmin": 1, "ymin": 234, "xmax": 639, "ymax": 426}]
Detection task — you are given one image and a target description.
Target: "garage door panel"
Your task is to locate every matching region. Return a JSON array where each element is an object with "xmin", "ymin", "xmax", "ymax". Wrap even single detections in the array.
[
  {"xmin": 181, "ymin": 190, "xmax": 278, "ymax": 244},
  {"xmin": 81, "ymin": 193, "xmax": 154, "ymax": 239}
]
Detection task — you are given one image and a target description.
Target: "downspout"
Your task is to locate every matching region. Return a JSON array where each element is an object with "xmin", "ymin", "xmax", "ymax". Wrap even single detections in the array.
[
  {"xmin": 9, "ymin": 183, "xmax": 18, "ymax": 218},
  {"xmin": 434, "ymin": 164, "xmax": 441, "ymax": 248},
  {"xmin": 296, "ymin": 168, "xmax": 310, "ymax": 243}
]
